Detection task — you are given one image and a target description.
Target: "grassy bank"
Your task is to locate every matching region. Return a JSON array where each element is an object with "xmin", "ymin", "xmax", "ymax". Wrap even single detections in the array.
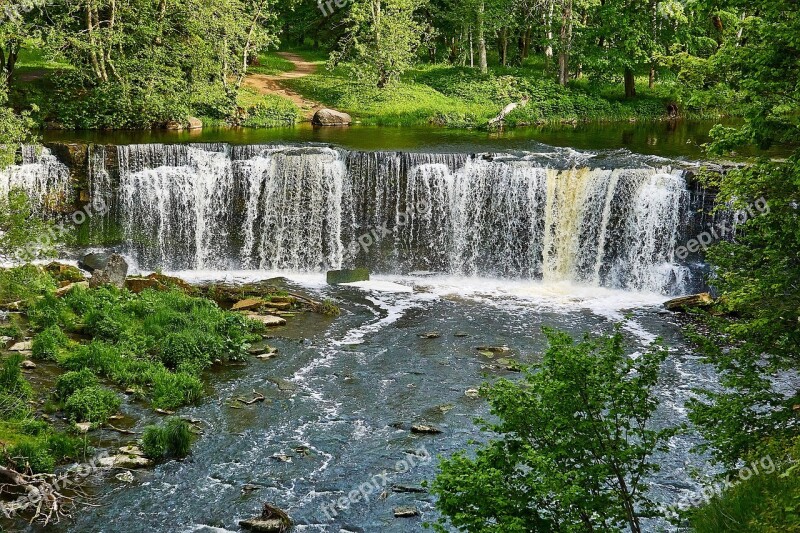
[{"xmin": 284, "ymin": 52, "xmax": 740, "ymax": 128}]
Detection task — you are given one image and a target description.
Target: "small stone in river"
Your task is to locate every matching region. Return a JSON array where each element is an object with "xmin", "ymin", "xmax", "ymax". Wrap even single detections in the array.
[
  {"xmin": 115, "ymin": 471, "xmax": 135, "ymax": 483},
  {"xmin": 454, "ymin": 332, "xmax": 469, "ymax": 337},
  {"xmin": 8, "ymin": 341, "xmax": 32, "ymax": 352},
  {"xmin": 419, "ymin": 331, "xmax": 441, "ymax": 339},
  {"xmin": 411, "ymin": 424, "xmax": 442, "ymax": 435},
  {"xmin": 75, "ymin": 422, "xmax": 92, "ymax": 433},
  {"xmin": 438, "ymin": 404, "xmax": 454, "ymax": 413},
  {"xmin": 392, "ymin": 484, "xmax": 427, "ymax": 493},
  {"xmin": 393, "ymin": 506, "xmax": 420, "ymax": 518},
  {"xmin": 20, "ymin": 360, "xmax": 36, "ymax": 369},
  {"xmin": 465, "ymin": 388, "xmax": 480, "ymax": 398},
  {"xmin": 272, "ymin": 453, "xmax": 292, "ymax": 463},
  {"xmin": 242, "ymin": 484, "xmax": 262, "ymax": 493},
  {"xmin": 475, "ymin": 344, "xmax": 510, "ymax": 354},
  {"xmin": 246, "ymin": 313, "xmax": 287, "ymax": 327}
]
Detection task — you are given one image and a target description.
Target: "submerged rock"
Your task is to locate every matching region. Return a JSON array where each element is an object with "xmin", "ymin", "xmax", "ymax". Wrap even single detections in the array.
[
  {"xmin": 475, "ymin": 344, "xmax": 510, "ymax": 354},
  {"xmin": 267, "ymin": 377, "xmax": 297, "ymax": 392},
  {"xmin": 8, "ymin": 341, "xmax": 32, "ymax": 352},
  {"xmin": 98, "ymin": 454, "xmax": 153, "ymax": 469},
  {"xmin": 20, "ymin": 360, "xmax": 36, "ymax": 369},
  {"xmin": 419, "ymin": 331, "xmax": 441, "ymax": 339}
]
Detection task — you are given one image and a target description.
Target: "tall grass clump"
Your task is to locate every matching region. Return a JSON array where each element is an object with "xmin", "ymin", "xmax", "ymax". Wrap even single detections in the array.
[{"xmin": 141, "ymin": 418, "xmax": 193, "ymax": 460}]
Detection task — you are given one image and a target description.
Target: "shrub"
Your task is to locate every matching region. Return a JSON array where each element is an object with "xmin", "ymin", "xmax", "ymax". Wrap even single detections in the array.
[
  {"xmin": 54, "ymin": 368, "xmax": 99, "ymax": 400},
  {"xmin": 32, "ymin": 325, "xmax": 71, "ymax": 360},
  {"xmin": 63, "ymin": 386, "xmax": 120, "ymax": 424},
  {"xmin": 151, "ymin": 371, "xmax": 203, "ymax": 410},
  {"xmin": 141, "ymin": 417, "xmax": 193, "ymax": 460},
  {"xmin": 0, "ymin": 354, "xmax": 32, "ymax": 398}
]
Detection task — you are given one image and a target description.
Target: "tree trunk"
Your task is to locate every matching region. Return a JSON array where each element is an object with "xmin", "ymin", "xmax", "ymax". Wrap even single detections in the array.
[
  {"xmin": 477, "ymin": 2, "xmax": 487, "ymax": 74},
  {"xmin": 498, "ymin": 28, "xmax": 508, "ymax": 66},
  {"xmin": 624, "ymin": 67, "xmax": 636, "ymax": 98},
  {"xmin": 649, "ymin": 63, "xmax": 655, "ymax": 89},
  {"xmin": 558, "ymin": 0, "xmax": 573, "ymax": 86}
]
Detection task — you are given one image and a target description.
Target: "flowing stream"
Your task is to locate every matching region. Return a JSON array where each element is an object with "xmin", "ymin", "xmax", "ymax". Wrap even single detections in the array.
[{"xmin": 2, "ymin": 141, "xmax": 721, "ymax": 532}]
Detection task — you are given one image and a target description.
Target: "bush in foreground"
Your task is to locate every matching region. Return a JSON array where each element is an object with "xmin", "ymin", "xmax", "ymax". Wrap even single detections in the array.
[
  {"xmin": 430, "ymin": 327, "xmax": 674, "ymax": 532},
  {"xmin": 141, "ymin": 418, "xmax": 192, "ymax": 460},
  {"xmin": 63, "ymin": 386, "xmax": 120, "ymax": 424}
]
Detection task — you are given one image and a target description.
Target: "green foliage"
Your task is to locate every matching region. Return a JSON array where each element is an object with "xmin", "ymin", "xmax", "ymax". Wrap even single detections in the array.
[
  {"xmin": 32, "ymin": 325, "xmax": 72, "ymax": 361},
  {"xmin": 54, "ymin": 369, "xmax": 99, "ymax": 401},
  {"xmin": 431, "ymin": 327, "xmax": 674, "ymax": 532},
  {"xmin": 0, "ymin": 264, "xmax": 57, "ymax": 304},
  {"xmin": 63, "ymin": 385, "xmax": 120, "ymax": 424},
  {"xmin": 248, "ymin": 52, "xmax": 296, "ymax": 76},
  {"xmin": 140, "ymin": 417, "xmax": 193, "ymax": 460}
]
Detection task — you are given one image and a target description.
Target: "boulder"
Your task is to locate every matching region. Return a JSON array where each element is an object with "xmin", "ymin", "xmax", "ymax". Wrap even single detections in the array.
[
  {"xmin": 163, "ymin": 120, "xmax": 184, "ymax": 130},
  {"xmin": 8, "ymin": 341, "xmax": 32, "ymax": 352},
  {"xmin": 312, "ymin": 108, "xmax": 353, "ymax": 126},
  {"xmin": 89, "ymin": 254, "xmax": 129, "ymax": 288},
  {"xmin": 78, "ymin": 251, "xmax": 112, "ymax": 272},
  {"xmin": 664, "ymin": 292, "xmax": 714, "ymax": 312},
  {"xmin": 20, "ymin": 360, "xmax": 36, "ymax": 369},
  {"xmin": 326, "ymin": 268, "xmax": 369, "ymax": 285},
  {"xmin": 267, "ymin": 377, "xmax": 297, "ymax": 392},
  {"xmin": 240, "ymin": 503, "xmax": 292, "ymax": 533},
  {"xmin": 187, "ymin": 116, "xmax": 203, "ymax": 130}
]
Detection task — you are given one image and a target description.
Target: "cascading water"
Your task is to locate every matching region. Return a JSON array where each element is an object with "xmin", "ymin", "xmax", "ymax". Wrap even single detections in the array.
[
  {"xmin": 110, "ymin": 143, "xmax": 692, "ymax": 294},
  {"xmin": 0, "ymin": 146, "xmax": 72, "ymax": 215}
]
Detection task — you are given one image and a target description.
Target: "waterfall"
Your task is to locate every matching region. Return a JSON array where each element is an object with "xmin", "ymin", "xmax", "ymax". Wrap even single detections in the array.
[
  {"xmin": 0, "ymin": 146, "xmax": 72, "ymax": 215},
  {"xmin": 111, "ymin": 143, "xmax": 692, "ymax": 294}
]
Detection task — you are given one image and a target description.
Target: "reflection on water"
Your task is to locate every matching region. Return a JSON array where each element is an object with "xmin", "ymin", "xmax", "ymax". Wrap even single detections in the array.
[{"xmin": 41, "ymin": 119, "xmax": 785, "ymax": 160}]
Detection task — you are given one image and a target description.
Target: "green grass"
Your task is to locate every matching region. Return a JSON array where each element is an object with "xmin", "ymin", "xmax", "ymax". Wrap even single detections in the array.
[
  {"xmin": 248, "ymin": 52, "xmax": 296, "ymax": 76},
  {"xmin": 691, "ymin": 438, "xmax": 800, "ymax": 532},
  {"xmin": 235, "ymin": 88, "xmax": 300, "ymax": 127},
  {"xmin": 285, "ymin": 57, "xmax": 738, "ymax": 128}
]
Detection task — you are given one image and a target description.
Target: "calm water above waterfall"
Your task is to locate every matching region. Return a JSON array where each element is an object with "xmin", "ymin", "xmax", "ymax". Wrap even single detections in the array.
[{"xmin": 2, "ymin": 138, "xmax": 722, "ymax": 532}]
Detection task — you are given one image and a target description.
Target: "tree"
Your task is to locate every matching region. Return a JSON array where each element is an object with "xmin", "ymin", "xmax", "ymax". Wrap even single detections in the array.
[
  {"xmin": 431, "ymin": 327, "xmax": 676, "ymax": 532},
  {"xmin": 685, "ymin": 0, "xmax": 800, "ymax": 470},
  {"xmin": 332, "ymin": 0, "xmax": 425, "ymax": 87}
]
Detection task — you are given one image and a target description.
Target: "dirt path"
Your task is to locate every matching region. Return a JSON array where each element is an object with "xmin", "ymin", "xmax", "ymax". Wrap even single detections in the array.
[{"xmin": 244, "ymin": 52, "xmax": 322, "ymax": 120}]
